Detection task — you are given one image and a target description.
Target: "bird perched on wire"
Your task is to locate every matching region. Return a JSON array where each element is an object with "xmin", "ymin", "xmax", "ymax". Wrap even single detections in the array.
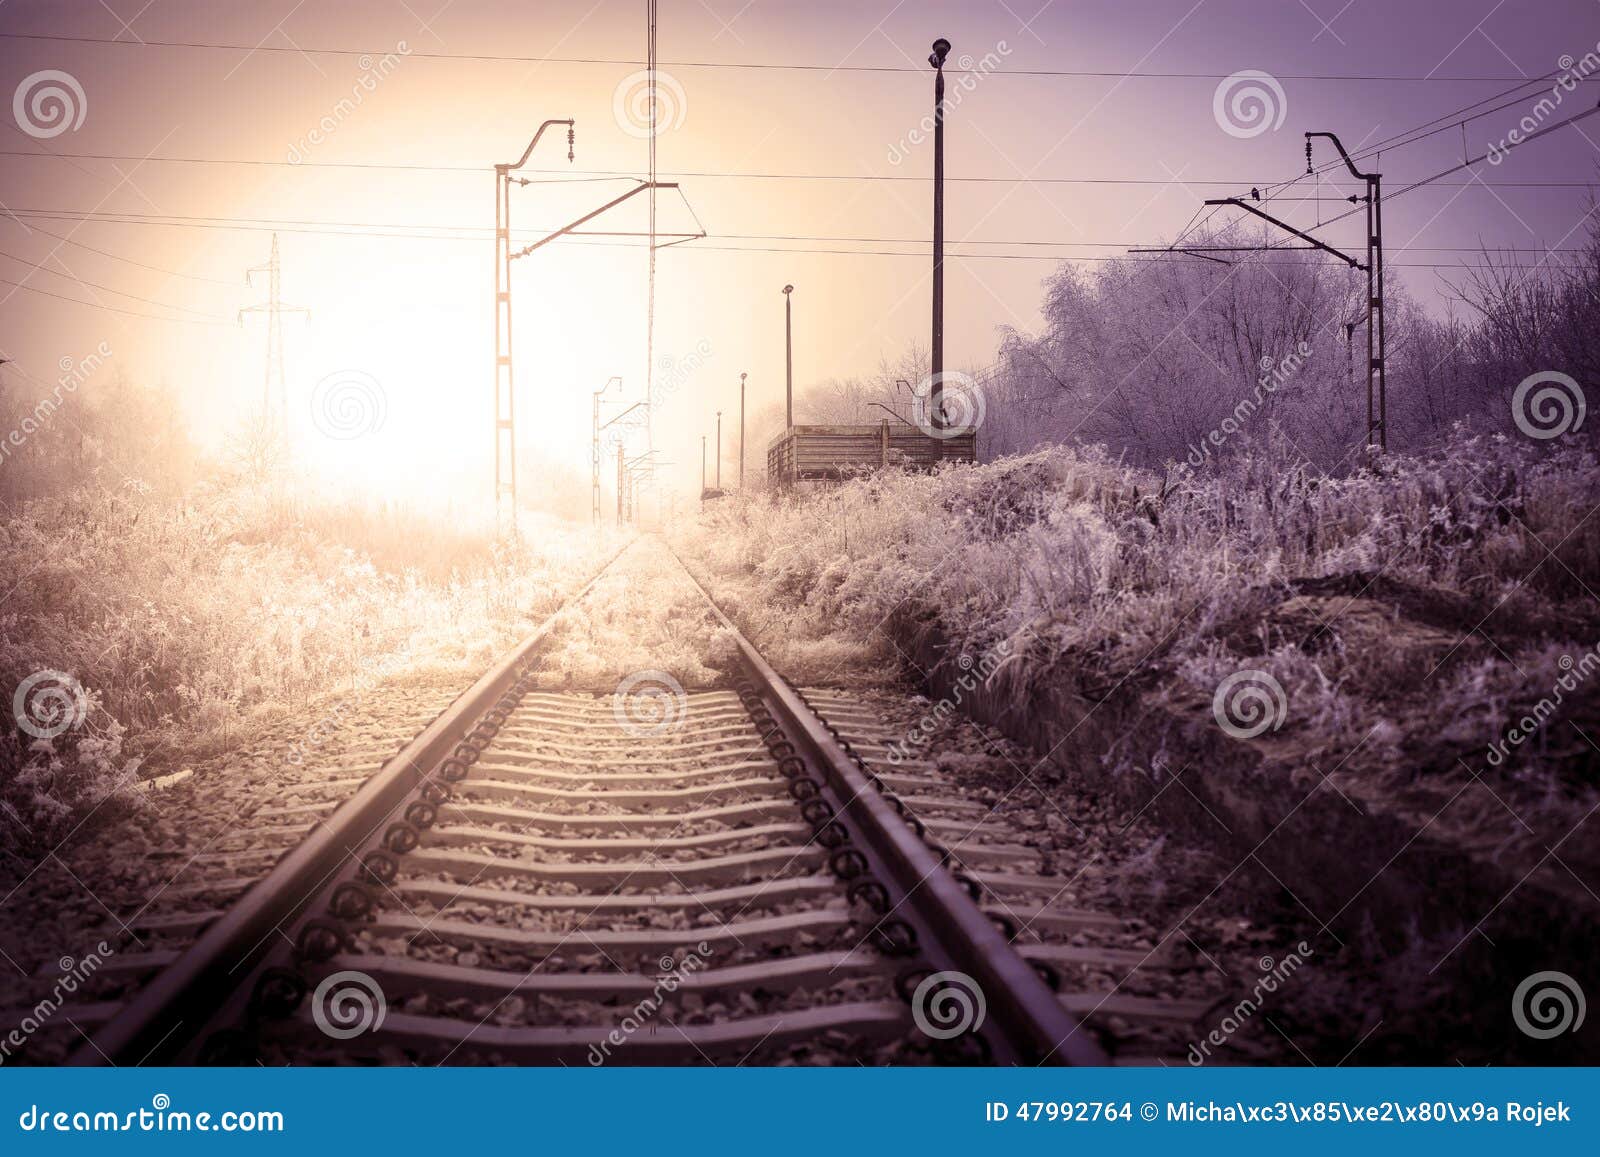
[{"xmin": 1250, "ymin": 187, "xmax": 1261, "ymax": 201}]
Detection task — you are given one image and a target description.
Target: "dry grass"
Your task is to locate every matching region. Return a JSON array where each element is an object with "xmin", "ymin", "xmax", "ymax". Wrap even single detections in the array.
[
  {"xmin": 675, "ymin": 430, "xmax": 1600, "ymax": 849},
  {"xmin": 0, "ymin": 480, "xmax": 608, "ymax": 846}
]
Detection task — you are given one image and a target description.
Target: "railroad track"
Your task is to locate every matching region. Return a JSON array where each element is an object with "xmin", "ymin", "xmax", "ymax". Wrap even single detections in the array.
[{"xmin": 61, "ymin": 538, "xmax": 1215, "ymax": 1066}]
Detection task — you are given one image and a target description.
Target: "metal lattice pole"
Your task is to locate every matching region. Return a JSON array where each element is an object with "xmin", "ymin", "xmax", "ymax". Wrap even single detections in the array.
[{"xmin": 239, "ymin": 233, "xmax": 307, "ymax": 449}]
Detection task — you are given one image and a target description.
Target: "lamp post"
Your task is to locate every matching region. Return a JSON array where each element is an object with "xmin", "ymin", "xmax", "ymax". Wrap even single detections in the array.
[
  {"xmin": 782, "ymin": 284, "xmax": 794, "ymax": 431},
  {"xmin": 739, "ymin": 372, "xmax": 747, "ymax": 488},
  {"xmin": 928, "ymin": 38, "xmax": 950, "ymax": 430}
]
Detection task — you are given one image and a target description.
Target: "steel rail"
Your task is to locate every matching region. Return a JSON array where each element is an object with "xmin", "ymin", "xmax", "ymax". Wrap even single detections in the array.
[
  {"xmin": 70, "ymin": 542, "xmax": 632, "ymax": 1066},
  {"xmin": 665, "ymin": 542, "xmax": 1109, "ymax": 1066},
  {"xmin": 72, "ymin": 536, "xmax": 1113, "ymax": 1066}
]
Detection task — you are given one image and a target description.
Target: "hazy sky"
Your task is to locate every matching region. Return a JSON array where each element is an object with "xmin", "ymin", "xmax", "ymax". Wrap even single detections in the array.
[{"xmin": 1, "ymin": 0, "xmax": 1596, "ymax": 509}]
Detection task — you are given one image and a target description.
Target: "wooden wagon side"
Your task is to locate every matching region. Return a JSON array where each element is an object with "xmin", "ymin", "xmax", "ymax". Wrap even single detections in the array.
[{"xmin": 767, "ymin": 422, "xmax": 977, "ymax": 484}]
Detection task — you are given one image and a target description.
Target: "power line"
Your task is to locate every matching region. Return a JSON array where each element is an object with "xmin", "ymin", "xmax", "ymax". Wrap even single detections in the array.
[
  {"xmin": 4, "ymin": 149, "xmax": 1590, "ymax": 189},
  {"xmin": 0, "ymin": 214, "xmax": 1567, "ymax": 272},
  {"xmin": 1253, "ymin": 72, "xmax": 1573, "ymax": 203},
  {"xmin": 1300, "ymin": 102, "xmax": 1600, "ymax": 237},
  {"xmin": 491, "ymin": 238, "xmax": 1588, "ymax": 270},
  {"xmin": 4, "ymin": 209, "xmax": 1588, "ymax": 255},
  {"xmin": 0, "ymin": 215, "xmax": 238, "ymax": 286},
  {"xmin": 0, "ymin": 274, "xmax": 232, "ymax": 324},
  {"xmin": 0, "ymin": 32, "xmax": 1561, "ymax": 82},
  {"xmin": 0, "ymin": 248, "xmax": 233, "ymax": 320}
]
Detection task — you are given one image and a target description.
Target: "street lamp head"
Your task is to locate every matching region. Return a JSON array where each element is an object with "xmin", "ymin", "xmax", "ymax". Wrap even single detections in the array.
[
  {"xmin": 930, "ymin": 38, "xmax": 951, "ymax": 69},
  {"xmin": 782, "ymin": 284, "xmax": 793, "ymax": 295},
  {"xmin": 740, "ymin": 372, "xmax": 747, "ymax": 383}
]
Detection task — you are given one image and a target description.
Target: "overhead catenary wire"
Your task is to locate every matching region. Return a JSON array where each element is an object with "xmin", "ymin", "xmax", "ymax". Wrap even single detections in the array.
[
  {"xmin": 0, "ymin": 274, "xmax": 233, "ymax": 325},
  {"xmin": 2, "ymin": 150, "xmax": 1589, "ymax": 190},
  {"xmin": 0, "ymin": 217, "xmax": 239, "ymax": 286},
  {"xmin": 1248, "ymin": 71, "xmax": 1585, "ymax": 205},
  {"xmin": 0, "ymin": 248, "xmax": 235, "ymax": 320},
  {"xmin": 4, "ymin": 209, "xmax": 1589, "ymax": 262},
  {"xmin": 0, "ymin": 31, "xmax": 1569, "ymax": 82},
  {"xmin": 3, "ymin": 61, "xmax": 1594, "ymax": 331},
  {"xmin": 1302, "ymin": 103, "xmax": 1600, "ymax": 238}
]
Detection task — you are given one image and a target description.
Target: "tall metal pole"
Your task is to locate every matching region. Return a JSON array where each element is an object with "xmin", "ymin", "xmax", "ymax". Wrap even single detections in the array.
[
  {"xmin": 1371, "ymin": 170, "xmax": 1387, "ymax": 453},
  {"xmin": 782, "ymin": 285, "xmax": 794, "ymax": 430},
  {"xmin": 592, "ymin": 376, "xmax": 620, "ymax": 527},
  {"xmin": 739, "ymin": 372, "xmax": 747, "ymax": 489},
  {"xmin": 1306, "ymin": 131, "xmax": 1385, "ymax": 455},
  {"xmin": 494, "ymin": 165, "xmax": 514, "ymax": 535},
  {"xmin": 266, "ymin": 235, "xmax": 281, "ymax": 428},
  {"xmin": 929, "ymin": 38, "xmax": 951, "ymax": 429},
  {"xmin": 645, "ymin": 0, "xmax": 660, "ymax": 460},
  {"xmin": 240, "ymin": 232, "xmax": 307, "ymax": 448},
  {"xmin": 494, "ymin": 119, "xmax": 574, "ymax": 538}
]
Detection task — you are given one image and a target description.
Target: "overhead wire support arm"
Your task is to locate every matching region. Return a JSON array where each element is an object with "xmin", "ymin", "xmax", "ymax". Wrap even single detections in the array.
[
  {"xmin": 503, "ymin": 119, "xmax": 574, "ymax": 174},
  {"xmin": 511, "ymin": 181, "xmax": 681, "ymax": 260},
  {"xmin": 600, "ymin": 400, "xmax": 649, "ymax": 431},
  {"xmin": 1124, "ymin": 246, "xmax": 1234, "ymax": 265},
  {"xmin": 1201, "ymin": 197, "xmax": 1366, "ymax": 269},
  {"xmin": 1305, "ymin": 130, "xmax": 1374, "ymax": 182}
]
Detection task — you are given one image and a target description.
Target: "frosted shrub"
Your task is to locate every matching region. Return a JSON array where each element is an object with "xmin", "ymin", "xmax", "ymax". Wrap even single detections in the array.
[
  {"xmin": 675, "ymin": 431, "xmax": 1598, "ymax": 765},
  {"xmin": 2, "ymin": 482, "xmax": 603, "ymax": 845}
]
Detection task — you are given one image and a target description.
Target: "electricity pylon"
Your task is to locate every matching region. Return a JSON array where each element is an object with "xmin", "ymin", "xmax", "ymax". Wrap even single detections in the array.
[{"xmin": 239, "ymin": 233, "xmax": 308, "ymax": 446}]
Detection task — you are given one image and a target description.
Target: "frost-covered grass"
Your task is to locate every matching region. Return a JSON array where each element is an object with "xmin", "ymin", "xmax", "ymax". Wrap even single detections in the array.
[
  {"xmin": 531, "ymin": 538, "xmax": 734, "ymax": 691},
  {"xmin": 0, "ymin": 481, "xmax": 610, "ymax": 845},
  {"xmin": 674, "ymin": 431, "xmax": 1600, "ymax": 847}
]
